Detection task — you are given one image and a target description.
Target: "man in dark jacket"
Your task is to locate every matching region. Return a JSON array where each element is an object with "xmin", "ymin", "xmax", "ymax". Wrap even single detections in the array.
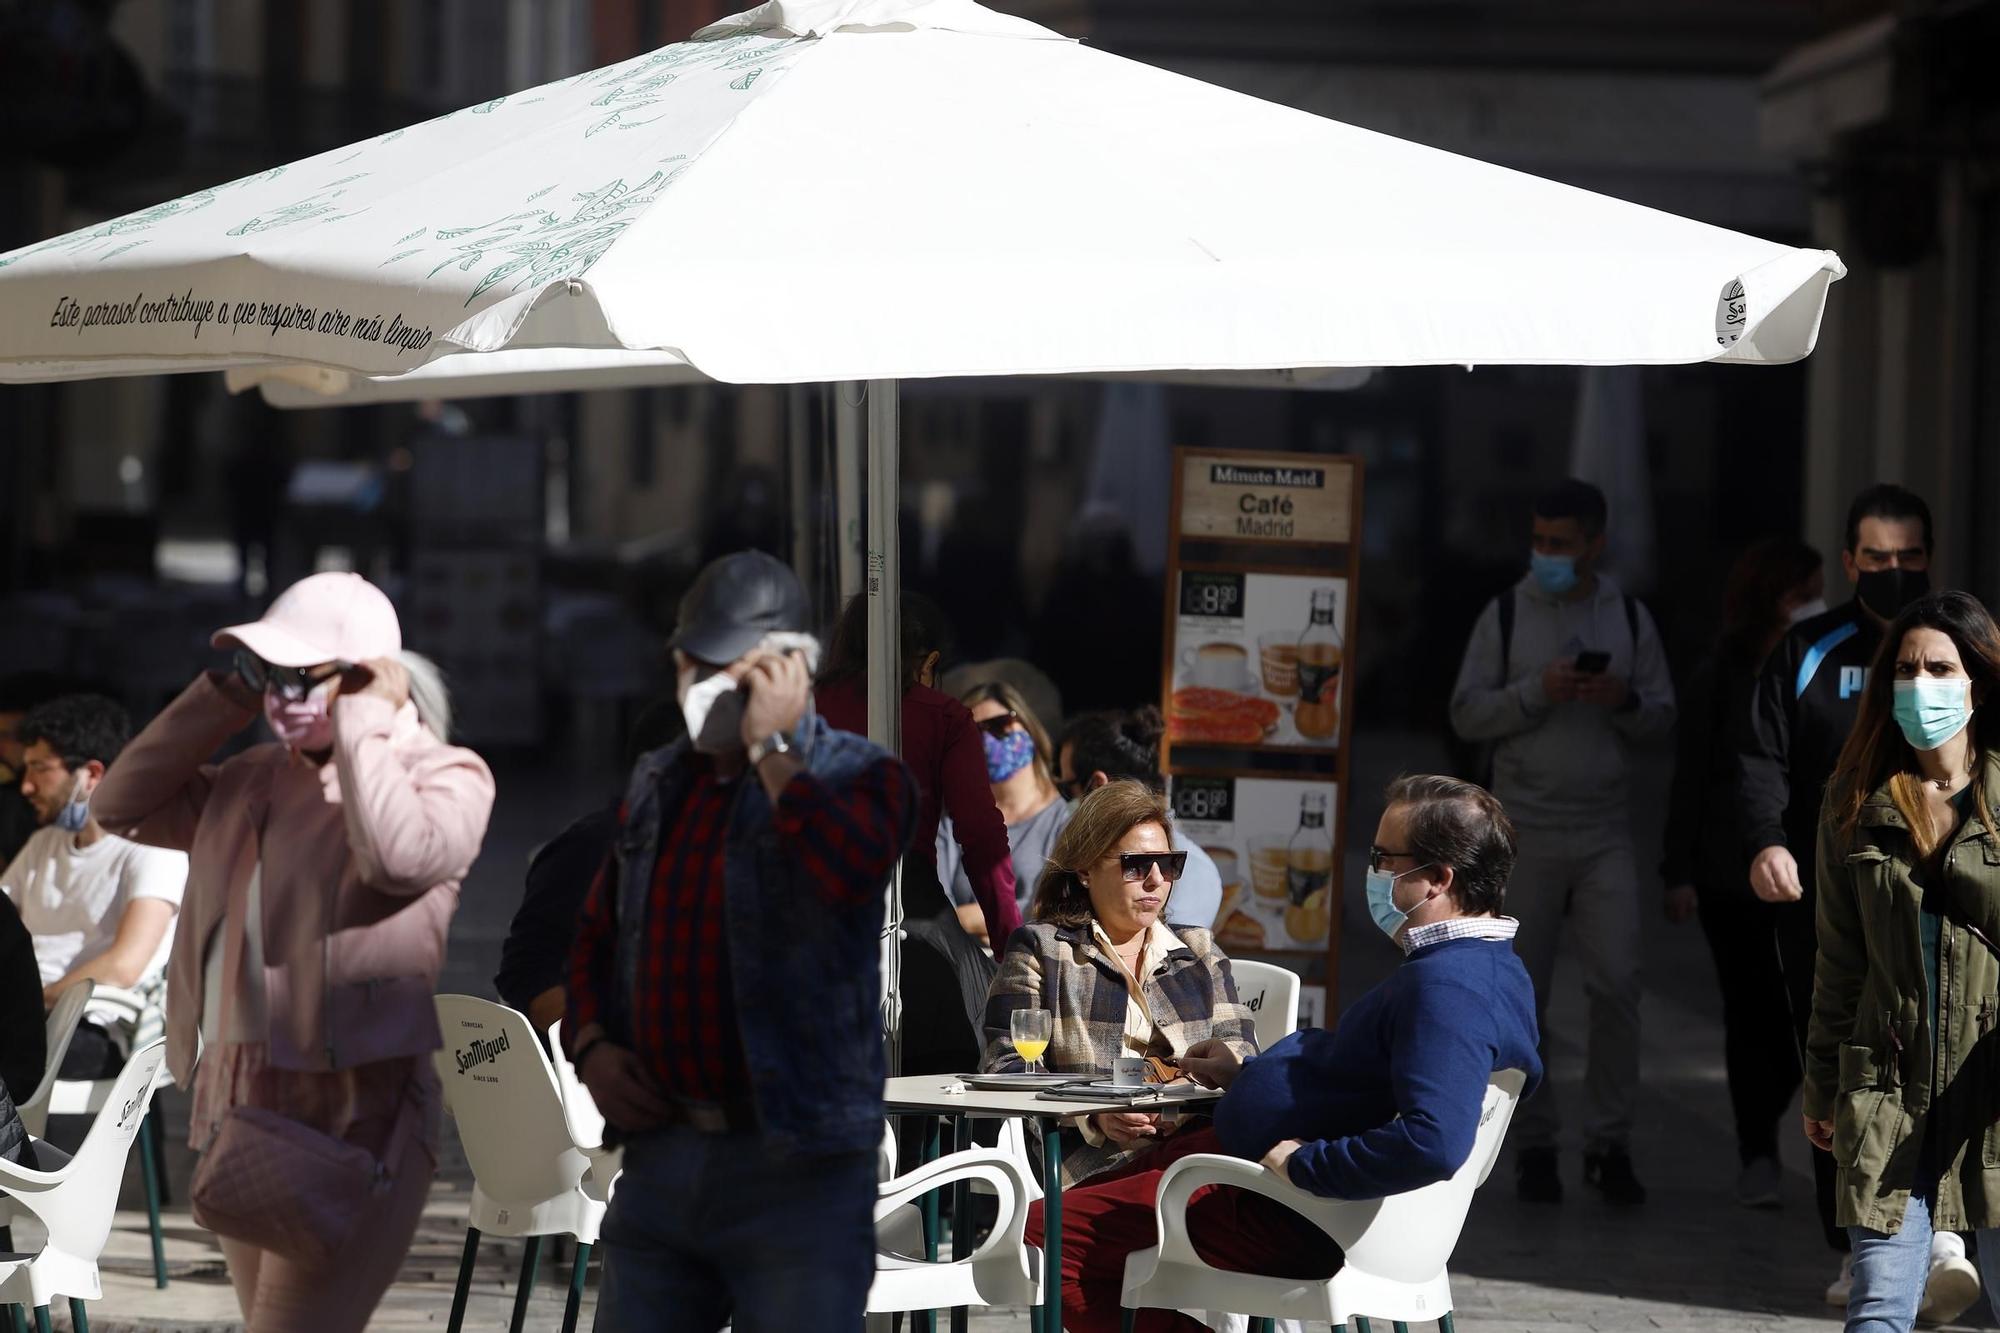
[
  {"xmin": 1736, "ymin": 482, "xmax": 1936, "ymax": 1307},
  {"xmin": 566, "ymin": 552, "xmax": 916, "ymax": 1333},
  {"xmin": 2, "ymin": 891, "xmax": 46, "ymax": 1174}
]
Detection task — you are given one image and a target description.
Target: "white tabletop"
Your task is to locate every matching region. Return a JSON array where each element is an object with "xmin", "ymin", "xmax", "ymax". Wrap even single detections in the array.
[{"xmin": 882, "ymin": 1074, "xmax": 1221, "ymax": 1118}]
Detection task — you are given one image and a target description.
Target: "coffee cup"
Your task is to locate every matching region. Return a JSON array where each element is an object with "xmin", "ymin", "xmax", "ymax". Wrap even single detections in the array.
[
  {"xmin": 1258, "ymin": 633, "xmax": 1300, "ymax": 698},
  {"xmin": 1180, "ymin": 641, "xmax": 1251, "ymax": 691},
  {"xmin": 1112, "ymin": 1056, "xmax": 1148, "ymax": 1088}
]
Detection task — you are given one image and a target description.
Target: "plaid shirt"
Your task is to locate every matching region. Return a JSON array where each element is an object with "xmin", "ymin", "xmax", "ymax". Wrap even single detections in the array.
[
  {"xmin": 1401, "ymin": 914, "xmax": 1520, "ymax": 955},
  {"xmin": 982, "ymin": 919, "xmax": 1257, "ymax": 1183},
  {"xmin": 570, "ymin": 758, "xmax": 913, "ymax": 1104}
]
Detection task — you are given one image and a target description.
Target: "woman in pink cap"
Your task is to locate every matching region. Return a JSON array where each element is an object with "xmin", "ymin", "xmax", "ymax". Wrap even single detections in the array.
[{"xmin": 94, "ymin": 572, "xmax": 496, "ymax": 1333}]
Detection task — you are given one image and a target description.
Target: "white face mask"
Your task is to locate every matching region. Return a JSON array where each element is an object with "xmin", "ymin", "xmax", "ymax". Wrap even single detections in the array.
[
  {"xmin": 1787, "ymin": 597, "xmax": 1829, "ymax": 626},
  {"xmin": 679, "ymin": 664, "xmax": 746, "ymax": 755}
]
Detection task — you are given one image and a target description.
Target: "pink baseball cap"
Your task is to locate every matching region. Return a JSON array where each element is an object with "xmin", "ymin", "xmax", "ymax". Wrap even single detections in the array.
[{"xmin": 213, "ymin": 572, "xmax": 403, "ymax": 667}]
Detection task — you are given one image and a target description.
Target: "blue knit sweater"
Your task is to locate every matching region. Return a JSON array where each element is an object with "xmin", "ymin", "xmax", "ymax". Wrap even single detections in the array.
[{"xmin": 1213, "ymin": 937, "xmax": 1542, "ymax": 1199}]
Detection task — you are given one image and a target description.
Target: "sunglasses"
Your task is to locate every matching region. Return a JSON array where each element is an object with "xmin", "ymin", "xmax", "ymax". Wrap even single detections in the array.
[
  {"xmin": 1115, "ymin": 851, "xmax": 1187, "ymax": 884},
  {"xmin": 976, "ymin": 712, "xmax": 1021, "ymax": 740},
  {"xmin": 235, "ymin": 650, "xmax": 342, "ymax": 703}
]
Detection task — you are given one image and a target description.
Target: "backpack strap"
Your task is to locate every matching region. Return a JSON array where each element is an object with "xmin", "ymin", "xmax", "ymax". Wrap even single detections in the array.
[
  {"xmin": 1623, "ymin": 594, "xmax": 1640, "ymax": 650},
  {"xmin": 1496, "ymin": 588, "xmax": 1517, "ymax": 684}
]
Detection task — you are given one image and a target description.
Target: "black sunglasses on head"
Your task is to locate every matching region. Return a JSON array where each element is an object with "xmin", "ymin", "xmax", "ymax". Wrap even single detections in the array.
[
  {"xmin": 1118, "ymin": 851, "xmax": 1187, "ymax": 883},
  {"xmin": 977, "ymin": 712, "xmax": 1021, "ymax": 739}
]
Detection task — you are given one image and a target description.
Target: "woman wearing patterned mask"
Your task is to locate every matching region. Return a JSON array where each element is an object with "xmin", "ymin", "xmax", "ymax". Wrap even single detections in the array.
[
  {"xmin": 93, "ymin": 572, "xmax": 494, "ymax": 1333},
  {"xmin": 939, "ymin": 681, "xmax": 1069, "ymax": 946}
]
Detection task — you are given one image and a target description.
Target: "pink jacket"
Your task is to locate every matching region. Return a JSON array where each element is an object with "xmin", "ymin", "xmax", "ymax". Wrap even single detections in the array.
[{"xmin": 93, "ymin": 673, "xmax": 496, "ymax": 1086}]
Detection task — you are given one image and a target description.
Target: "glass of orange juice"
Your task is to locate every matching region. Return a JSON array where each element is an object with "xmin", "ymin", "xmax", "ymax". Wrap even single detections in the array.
[{"xmin": 1011, "ymin": 1009, "xmax": 1052, "ymax": 1074}]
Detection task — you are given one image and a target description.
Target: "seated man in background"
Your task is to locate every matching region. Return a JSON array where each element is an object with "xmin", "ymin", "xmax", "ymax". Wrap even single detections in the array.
[
  {"xmin": 1058, "ymin": 707, "xmax": 1223, "ymax": 930},
  {"xmin": 1026, "ymin": 774, "xmax": 1542, "ymax": 1333},
  {"xmin": 496, "ymin": 697, "xmax": 682, "ymax": 1038},
  {"xmin": 3, "ymin": 695, "xmax": 187, "ymax": 1079}
]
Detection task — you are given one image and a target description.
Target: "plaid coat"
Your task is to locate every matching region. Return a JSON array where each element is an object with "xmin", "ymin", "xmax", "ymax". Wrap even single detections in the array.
[{"xmin": 981, "ymin": 919, "xmax": 1257, "ymax": 1184}]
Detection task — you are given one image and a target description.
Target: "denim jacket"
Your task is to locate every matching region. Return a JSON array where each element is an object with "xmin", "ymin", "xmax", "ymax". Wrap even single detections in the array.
[{"xmin": 606, "ymin": 714, "xmax": 914, "ymax": 1157}]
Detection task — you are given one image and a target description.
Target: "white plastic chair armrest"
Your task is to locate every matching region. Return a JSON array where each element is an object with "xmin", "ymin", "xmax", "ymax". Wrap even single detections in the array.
[
  {"xmin": 1150, "ymin": 1153, "xmax": 1373, "ymax": 1271},
  {"xmin": 85, "ymin": 986, "xmax": 145, "ymax": 1026},
  {"xmin": 875, "ymin": 1148, "xmax": 1033, "ymax": 1266},
  {"xmin": 0, "ymin": 1154, "xmax": 65, "ymax": 1194}
]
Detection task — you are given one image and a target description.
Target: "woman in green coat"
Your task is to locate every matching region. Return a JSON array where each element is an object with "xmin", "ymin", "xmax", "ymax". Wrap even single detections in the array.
[{"xmin": 1808, "ymin": 590, "xmax": 2000, "ymax": 1331}]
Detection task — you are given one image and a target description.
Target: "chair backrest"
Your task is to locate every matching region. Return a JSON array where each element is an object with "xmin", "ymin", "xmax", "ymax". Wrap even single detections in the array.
[
  {"xmin": 1228, "ymin": 961, "xmax": 1301, "ymax": 1052},
  {"xmin": 21, "ymin": 982, "xmax": 97, "ymax": 1134},
  {"xmin": 22, "ymin": 1040, "xmax": 168, "ymax": 1262},
  {"xmin": 434, "ymin": 996, "xmax": 589, "ymax": 1208},
  {"xmin": 545, "ymin": 1020, "xmax": 606, "ymax": 1152},
  {"xmin": 1332, "ymin": 1069, "xmax": 1527, "ymax": 1284}
]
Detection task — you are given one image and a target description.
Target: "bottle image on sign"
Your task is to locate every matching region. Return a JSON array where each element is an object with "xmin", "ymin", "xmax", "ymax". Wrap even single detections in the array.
[
  {"xmin": 1293, "ymin": 588, "xmax": 1342, "ymax": 741},
  {"xmin": 1284, "ymin": 791, "xmax": 1335, "ymax": 944}
]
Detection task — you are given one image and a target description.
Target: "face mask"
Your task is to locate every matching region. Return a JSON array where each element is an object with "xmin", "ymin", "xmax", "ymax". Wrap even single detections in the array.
[
  {"xmin": 1893, "ymin": 678, "xmax": 1973, "ymax": 752},
  {"xmin": 679, "ymin": 666, "xmax": 747, "ymax": 755},
  {"xmin": 55, "ymin": 771, "xmax": 92, "ymax": 834},
  {"xmin": 984, "ymin": 730, "xmax": 1037, "ymax": 784},
  {"xmin": 265, "ymin": 681, "xmax": 335, "ymax": 752},
  {"xmin": 1530, "ymin": 552, "xmax": 1578, "ymax": 597},
  {"xmin": 1787, "ymin": 597, "xmax": 1828, "ymax": 625},
  {"xmin": 1857, "ymin": 567, "xmax": 1930, "ymax": 620},
  {"xmin": 1366, "ymin": 865, "xmax": 1430, "ymax": 940}
]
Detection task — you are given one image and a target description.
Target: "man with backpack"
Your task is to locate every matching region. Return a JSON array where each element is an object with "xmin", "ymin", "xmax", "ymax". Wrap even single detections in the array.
[{"xmin": 1449, "ymin": 478, "xmax": 1675, "ymax": 1207}]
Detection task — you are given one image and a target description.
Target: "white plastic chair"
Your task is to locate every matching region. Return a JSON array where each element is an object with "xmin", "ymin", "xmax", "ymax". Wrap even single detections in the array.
[
  {"xmin": 867, "ymin": 1132, "xmax": 1042, "ymax": 1321},
  {"xmin": 46, "ymin": 982, "xmax": 174, "ymax": 1290},
  {"xmin": 544, "ymin": 1022, "xmax": 607, "ymax": 1154},
  {"xmin": 1120, "ymin": 1070, "xmax": 1529, "ymax": 1333},
  {"xmin": 433, "ymin": 997, "xmax": 617, "ymax": 1333},
  {"xmin": 15, "ymin": 985, "xmax": 95, "ymax": 1141},
  {"xmin": 1228, "ymin": 961, "xmax": 1302, "ymax": 1053},
  {"xmin": 0, "ymin": 1041, "xmax": 169, "ymax": 1333}
]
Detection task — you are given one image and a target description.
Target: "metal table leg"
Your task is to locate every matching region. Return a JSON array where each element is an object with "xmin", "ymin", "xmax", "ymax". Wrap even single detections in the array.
[
  {"xmin": 1041, "ymin": 1120, "xmax": 1063, "ymax": 1333},
  {"xmin": 949, "ymin": 1115, "xmax": 969, "ymax": 1333},
  {"xmin": 919, "ymin": 1116, "xmax": 942, "ymax": 1333}
]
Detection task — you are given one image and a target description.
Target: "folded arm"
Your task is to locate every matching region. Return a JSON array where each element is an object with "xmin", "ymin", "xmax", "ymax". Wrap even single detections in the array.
[
  {"xmin": 1285, "ymin": 983, "xmax": 1494, "ymax": 1199},
  {"xmin": 979, "ymin": 934, "xmax": 1045, "ymax": 1073},
  {"xmin": 1449, "ymin": 599, "xmax": 1550, "ymax": 744}
]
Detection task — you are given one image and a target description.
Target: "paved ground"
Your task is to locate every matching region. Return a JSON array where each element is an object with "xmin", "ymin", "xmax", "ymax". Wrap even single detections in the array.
[{"xmin": 16, "ymin": 728, "xmax": 1996, "ymax": 1331}]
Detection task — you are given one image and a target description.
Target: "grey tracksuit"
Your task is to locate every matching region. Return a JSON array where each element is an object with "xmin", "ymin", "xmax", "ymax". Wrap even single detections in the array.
[{"xmin": 1450, "ymin": 572, "xmax": 1675, "ymax": 1152}]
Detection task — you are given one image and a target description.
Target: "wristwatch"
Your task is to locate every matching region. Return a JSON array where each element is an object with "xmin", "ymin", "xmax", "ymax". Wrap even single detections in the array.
[{"xmin": 747, "ymin": 730, "xmax": 793, "ymax": 767}]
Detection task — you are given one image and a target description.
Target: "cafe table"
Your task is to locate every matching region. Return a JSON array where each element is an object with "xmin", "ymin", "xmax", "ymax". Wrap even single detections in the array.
[{"xmin": 882, "ymin": 1074, "xmax": 1223, "ymax": 1333}]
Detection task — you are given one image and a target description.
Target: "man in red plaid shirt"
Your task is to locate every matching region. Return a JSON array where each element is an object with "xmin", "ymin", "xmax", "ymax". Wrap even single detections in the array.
[{"xmin": 567, "ymin": 551, "xmax": 916, "ymax": 1333}]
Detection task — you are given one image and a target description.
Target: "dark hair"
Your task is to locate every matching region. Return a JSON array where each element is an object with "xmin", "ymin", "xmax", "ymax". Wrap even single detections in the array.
[
  {"xmin": 0, "ymin": 672, "xmax": 71, "ymax": 717},
  {"xmin": 16, "ymin": 695, "xmax": 132, "ymax": 770},
  {"xmin": 1844, "ymin": 483, "xmax": 1933, "ymax": 554},
  {"xmin": 1061, "ymin": 707, "xmax": 1166, "ymax": 794},
  {"xmin": 1382, "ymin": 773, "xmax": 1517, "ymax": 916},
  {"xmin": 1718, "ymin": 537, "xmax": 1823, "ymax": 666},
  {"xmin": 1831, "ymin": 590, "xmax": 2000, "ymax": 856},
  {"xmin": 820, "ymin": 591, "xmax": 955, "ymax": 693},
  {"xmin": 1533, "ymin": 478, "xmax": 1608, "ymax": 539}
]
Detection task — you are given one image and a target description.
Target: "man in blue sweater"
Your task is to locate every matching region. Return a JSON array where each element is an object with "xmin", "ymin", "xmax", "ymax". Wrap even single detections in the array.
[{"xmin": 1039, "ymin": 774, "xmax": 1542, "ymax": 1333}]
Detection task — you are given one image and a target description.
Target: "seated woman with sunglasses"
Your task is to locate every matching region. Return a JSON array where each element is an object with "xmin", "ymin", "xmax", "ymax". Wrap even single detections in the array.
[
  {"xmin": 92, "ymin": 572, "xmax": 494, "ymax": 1333},
  {"xmin": 939, "ymin": 681, "xmax": 1070, "ymax": 947},
  {"xmin": 981, "ymin": 780, "xmax": 1256, "ymax": 1185}
]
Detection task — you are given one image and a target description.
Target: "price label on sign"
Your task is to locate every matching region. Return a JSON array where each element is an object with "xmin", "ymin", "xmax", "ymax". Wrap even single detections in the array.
[
  {"xmin": 1172, "ymin": 777, "xmax": 1236, "ymax": 825},
  {"xmin": 1180, "ymin": 572, "xmax": 1246, "ymax": 620}
]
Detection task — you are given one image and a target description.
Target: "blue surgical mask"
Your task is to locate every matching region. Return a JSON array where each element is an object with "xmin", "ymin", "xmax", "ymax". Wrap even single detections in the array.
[
  {"xmin": 984, "ymin": 730, "xmax": 1037, "ymax": 784},
  {"xmin": 1893, "ymin": 678, "xmax": 1973, "ymax": 752},
  {"xmin": 1366, "ymin": 866, "xmax": 1416, "ymax": 939},
  {"xmin": 55, "ymin": 773, "xmax": 91, "ymax": 834},
  {"xmin": 1530, "ymin": 552, "xmax": 1578, "ymax": 596}
]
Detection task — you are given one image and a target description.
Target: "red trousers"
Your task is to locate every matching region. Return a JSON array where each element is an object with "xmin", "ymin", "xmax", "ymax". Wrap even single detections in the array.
[{"xmin": 1024, "ymin": 1126, "xmax": 1342, "ymax": 1333}]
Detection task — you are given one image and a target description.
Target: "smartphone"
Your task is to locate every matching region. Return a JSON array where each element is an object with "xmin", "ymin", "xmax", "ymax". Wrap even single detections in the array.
[{"xmin": 1574, "ymin": 651, "xmax": 1611, "ymax": 675}]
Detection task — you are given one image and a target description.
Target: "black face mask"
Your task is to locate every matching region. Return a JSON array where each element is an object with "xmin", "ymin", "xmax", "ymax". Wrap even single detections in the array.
[{"xmin": 1856, "ymin": 566, "xmax": 1930, "ymax": 620}]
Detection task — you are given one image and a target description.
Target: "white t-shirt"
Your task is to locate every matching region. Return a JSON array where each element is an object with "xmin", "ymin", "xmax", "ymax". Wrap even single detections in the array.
[{"xmin": 1, "ymin": 826, "xmax": 187, "ymax": 1025}]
